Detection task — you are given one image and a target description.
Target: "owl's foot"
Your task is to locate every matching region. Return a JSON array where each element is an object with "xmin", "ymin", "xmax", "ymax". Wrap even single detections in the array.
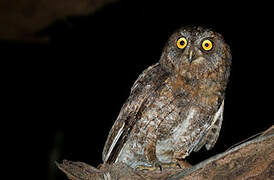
[
  {"xmin": 136, "ymin": 161, "xmax": 164, "ymax": 172},
  {"xmin": 136, "ymin": 164, "xmax": 158, "ymax": 172},
  {"xmin": 136, "ymin": 161, "xmax": 182, "ymax": 172}
]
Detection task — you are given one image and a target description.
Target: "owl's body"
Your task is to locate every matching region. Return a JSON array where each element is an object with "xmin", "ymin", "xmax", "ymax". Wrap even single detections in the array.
[{"xmin": 102, "ymin": 26, "xmax": 231, "ymax": 169}]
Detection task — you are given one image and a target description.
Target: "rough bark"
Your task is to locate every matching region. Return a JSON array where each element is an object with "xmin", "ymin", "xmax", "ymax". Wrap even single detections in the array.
[
  {"xmin": 57, "ymin": 125, "xmax": 274, "ymax": 180},
  {"xmin": 0, "ymin": 0, "xmax": 119, "ymax": 42}
]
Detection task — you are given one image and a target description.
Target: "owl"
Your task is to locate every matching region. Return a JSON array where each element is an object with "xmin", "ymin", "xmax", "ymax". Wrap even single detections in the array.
[{"xmin": 102, "ymin": 26, "xmax": 231, "ymax": 170}]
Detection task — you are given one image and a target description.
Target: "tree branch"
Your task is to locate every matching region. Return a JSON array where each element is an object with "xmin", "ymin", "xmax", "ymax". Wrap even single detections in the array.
[
  {"xmin": 57, "ymin": 125, "xmax": 274, "ymax": 179},
  {"xmin": 0, "ymin": 0, "xmax": 119, "ymax": 42}
]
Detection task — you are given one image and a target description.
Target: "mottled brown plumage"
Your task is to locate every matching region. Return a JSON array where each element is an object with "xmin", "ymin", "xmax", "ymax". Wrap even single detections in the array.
[{"xmin": 102, "ymin": 26, "xmax": 231, "ymax": 169}]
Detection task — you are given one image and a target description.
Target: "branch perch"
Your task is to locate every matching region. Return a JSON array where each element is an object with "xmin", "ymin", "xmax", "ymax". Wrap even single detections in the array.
[{"xmin": 57, "ymin": 125, "xmax": 274, "ymax": 179}]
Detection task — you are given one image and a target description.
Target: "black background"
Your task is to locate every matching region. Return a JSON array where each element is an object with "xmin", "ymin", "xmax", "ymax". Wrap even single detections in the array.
[{"xmin": 1, "ymin": 1, "xmax": 273, "ymax": 179}]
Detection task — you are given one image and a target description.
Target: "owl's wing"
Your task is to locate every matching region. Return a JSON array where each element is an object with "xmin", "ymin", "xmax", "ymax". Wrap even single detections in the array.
[
  {"xmin": 193, "ymin": 100, "xmax": 224, "ymax": 152},
  {"xmin": 102, "ymin": 63, "xmax": 169, "ymax": 163}
]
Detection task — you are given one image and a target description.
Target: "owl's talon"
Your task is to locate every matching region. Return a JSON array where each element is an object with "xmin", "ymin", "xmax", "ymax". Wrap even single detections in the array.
[
  {"xmin": 136, "ymin": 161, "xmax": 186, "ymax": 172},
  {"xmin": 136, "ymin": 165, "xmax": 158, "ymax": 172},
  {"xmin": 153, "ymin": 161, "xmax": 163, "ymax": 171}
]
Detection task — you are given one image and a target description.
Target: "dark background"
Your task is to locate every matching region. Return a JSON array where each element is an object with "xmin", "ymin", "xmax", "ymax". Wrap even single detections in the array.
[{"xmin": 1, "ymin": 1, "xmax": 273, "ymax": 179}]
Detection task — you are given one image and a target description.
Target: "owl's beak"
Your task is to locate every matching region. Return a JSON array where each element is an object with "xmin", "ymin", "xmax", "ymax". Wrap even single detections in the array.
[{"xmin": 188, "ymin": 50, "xmax": 195, "ymax": 63}]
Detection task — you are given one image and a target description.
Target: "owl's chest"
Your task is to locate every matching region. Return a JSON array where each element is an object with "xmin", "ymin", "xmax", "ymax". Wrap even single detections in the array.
[
  {"xmin": 133, "ymin": 80, "xmax": 190, "ymax": 140},
  {"xmin": 132, "ymin": 75, "xmax": 217, "ymax": 142}
]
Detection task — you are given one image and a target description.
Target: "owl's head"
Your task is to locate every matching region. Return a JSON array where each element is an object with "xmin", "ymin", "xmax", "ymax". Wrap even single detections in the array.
[{"xmin": 160, "ymin": 26, "xmax": 231, "ymax": 80}]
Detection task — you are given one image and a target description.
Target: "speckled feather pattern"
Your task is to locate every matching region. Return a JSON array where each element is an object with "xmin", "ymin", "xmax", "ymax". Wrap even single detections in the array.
[{"xmin": 102, "ymin": 26, "xmax": 231, "ymax": 169}]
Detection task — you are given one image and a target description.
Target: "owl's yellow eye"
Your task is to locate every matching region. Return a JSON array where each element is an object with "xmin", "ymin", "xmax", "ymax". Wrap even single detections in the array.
[
  {"xmin": 177, "ymin": 37, "xmax": 187, "ymax": 49},
  {"xmin": 202, "ymin": 39, "xmax": 213, "ymax": 51}
]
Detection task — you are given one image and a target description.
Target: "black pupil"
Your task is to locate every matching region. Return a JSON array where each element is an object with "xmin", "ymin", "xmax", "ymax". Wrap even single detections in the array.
[
  {"xmin": 205, "ymin": 43, "xmax": 209, "ymax": 47},
  {"xmin": 180, "ymin": 40, "xmax": 185, "ymax": 46}
]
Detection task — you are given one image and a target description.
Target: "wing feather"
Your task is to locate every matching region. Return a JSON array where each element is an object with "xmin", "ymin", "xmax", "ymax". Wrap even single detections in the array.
[
  {"xmin": 102, "ymin": 63, "xmax": 169, "ymax": 163},
  {"xmin": 193, "ymin": 100, "xmax": 224, "ymax": 152}
]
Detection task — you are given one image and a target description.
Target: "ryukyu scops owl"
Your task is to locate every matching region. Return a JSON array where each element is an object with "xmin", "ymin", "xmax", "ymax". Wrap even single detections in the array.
[{"xmin": 102, "ymin": 26, "xmax": 231, "ymax": 169}]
